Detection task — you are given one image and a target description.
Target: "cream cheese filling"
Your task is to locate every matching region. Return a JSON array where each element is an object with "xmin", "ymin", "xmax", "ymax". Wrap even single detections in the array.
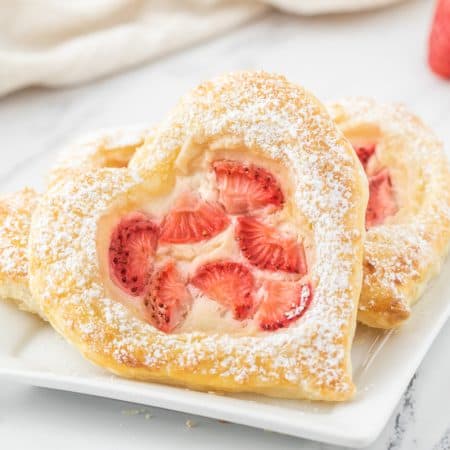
[{"xmin": 97, "ymin": 146, "xmax": 315, "ymax": 335}]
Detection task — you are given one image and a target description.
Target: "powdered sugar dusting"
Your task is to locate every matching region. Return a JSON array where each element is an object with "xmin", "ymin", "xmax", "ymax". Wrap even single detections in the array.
[
  {"xmin": 0, "ymin": 188, "xmax": 37, "ymax": 282},
  {"xmin": 29, "ymin": 73, "xmax": 366, "ymax": 400},
  {"xmin": 328, "ymin": 97, "xmax": 450, "ymax": 321},
  {"xmin": 285, "ymin": 285, "xmax": 310, "ymax": 320},
  {"xmin": 0, "ymin": 124, "xmax": 154, "ymax": 316},
  {"xmin": 49, "ymin": 124, "xmax": 153, "ymax": 185},
  {"xmin": 0, "ymin": 187, "xmax": 42, "ymax": 315}
]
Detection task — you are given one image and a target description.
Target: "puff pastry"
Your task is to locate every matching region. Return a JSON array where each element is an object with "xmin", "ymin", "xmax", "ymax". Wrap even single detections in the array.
[
  {"xmin": 0, "ymin": 124, "xmax": 151, "ymax": 317},
  {"xmin": 0, "ymin": 187, "xmax": 39, "ymax": 314},
  {"xmin": 328, "ymin": 97, "xmax": 450, "ymax": 328},
  {"xmin": 49, "ymin": 123, "xmax": 153, "ymax": 186},
  {"xmin": 29, "ymin": 72, "xmax": 367, "ymax": 400}
]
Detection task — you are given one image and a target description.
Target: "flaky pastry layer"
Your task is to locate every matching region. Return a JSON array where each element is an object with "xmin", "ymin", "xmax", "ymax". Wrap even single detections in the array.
[{"xmin": 328, "ymin": 97, "xmax": 450, "ymax": 328}]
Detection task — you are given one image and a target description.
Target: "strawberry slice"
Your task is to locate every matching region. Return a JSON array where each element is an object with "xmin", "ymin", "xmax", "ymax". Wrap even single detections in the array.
[
  {"xmin": 257, "ymin": 281, "xmax": 312, "ymax": 331},
  {"xmin": 428, "ymin": 0, "xmax": 450, "ymax": 78},
  {"xmin": 236, "ymin": 216, "xmax": 307, "ymax": 274},
  {"xmin": 190, "ymin": 261, "xmax": 255, "ymax": 320},
  {"xmin": 144, "ymin": 262, "xmax": 192, "ymax": 333},
  {"xmin": 213, "ymin": 160, "xmax": 284, "ymax": 214},
  {"xmin": 160, "ymin": 192, "xmax": 230, "ymax": 244},
  {"xmin": 354, "ymin": 144, "xmax": 376, "ymax": 170},
  {"xmin": 109, "ymin": 212, "xmax": 159, "ymax": 296},
  {"xmin": 366, "ymin": 168, "xmax": 398, "ymax": 228}
]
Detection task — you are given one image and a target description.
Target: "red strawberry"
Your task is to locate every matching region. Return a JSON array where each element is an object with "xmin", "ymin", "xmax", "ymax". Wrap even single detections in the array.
[
  {"xmin": 257, "ymin": 281, "xmax": 312, "ymax": 331},
  {"xmin": 354, "ymin": 144, "xmax": 376, "ymax": 170},
  {"xmin": 236, "ymin": 216, "xmax": 307, "ymax": 274},
  {"xmin": 190, "ymin": 261, "xmax": 255, "ymax": 320},
  {"xmin": 428, "ymin": 0, "xmax": 450, "ymax": 78},
  {"xmin": 144, "ymin": 262, "xmax": 192, "ymax": 333},
  {"xmin": 213, "ymin": 160, "xmax": 284, "ymax": 214},
  {"xmin": 366, "ymin": 168, "xmax": 398, "ymax": 228},
  {"xmin": 109, "ymin": 212, "xmax": 159, "ymax": 296},
  {"xmin": 160, "ymin": 192, "xmax": 230, "ymax": 244}
]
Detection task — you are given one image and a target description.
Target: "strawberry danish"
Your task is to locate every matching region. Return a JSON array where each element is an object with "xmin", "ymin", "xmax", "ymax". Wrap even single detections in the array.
[
  {"xmin": 328, "ymin": 97, "xmax": 450, "ymax": 328},
  {"xmin": 29, "ymin": 72, "xmax": 367, "ymax": 400},
  {"xmin": 0, "ymin": 124, "xmax": 152, "ymax": 317}
]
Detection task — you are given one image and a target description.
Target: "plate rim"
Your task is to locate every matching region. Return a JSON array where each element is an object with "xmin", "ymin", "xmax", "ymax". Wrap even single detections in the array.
[{"xmin": 0, "ymin": 365, "xmax": 380, "ymax": 448}]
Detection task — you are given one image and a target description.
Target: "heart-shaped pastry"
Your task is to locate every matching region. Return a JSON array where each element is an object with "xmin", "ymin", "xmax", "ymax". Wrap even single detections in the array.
[
  {"xmin": 28, "ymin": 72, "xmax": 367, "ymax": 400},
  {"xmin": 328, "ymin": 97, "xmax": 450, "ymax": 328}
]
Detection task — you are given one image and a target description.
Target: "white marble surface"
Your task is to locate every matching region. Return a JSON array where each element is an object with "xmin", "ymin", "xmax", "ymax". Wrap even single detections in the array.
[{"xmin": 0, "ymin": 0, "xmax": 449, "ymax": 448}]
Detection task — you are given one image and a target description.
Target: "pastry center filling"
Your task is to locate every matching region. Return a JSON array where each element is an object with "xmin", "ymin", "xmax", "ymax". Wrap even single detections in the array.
[
  {"xmin": 104, "ymin": 158, "xmax": 313, "ymax": 334},
  {"xmin": 354, "ymin": 144, "xmax": 398, "ymax": 228}
]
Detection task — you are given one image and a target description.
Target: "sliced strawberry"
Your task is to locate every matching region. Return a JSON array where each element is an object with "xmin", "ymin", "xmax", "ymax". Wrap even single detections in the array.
[
  {"xmin": 257, "ymin": 281, "xmax": 312, "ymax": 331},
  {"xmin": 144, "ymin": 262, "xmax": 192, "ymax": 333},
  {"xmin": 190, "ymin": 261, "xmax": 255, "ymax": 320},
  {"xmin": 354, "ymin": 144, "xmax": 376, "ymax": 170},
  {"xmin": 109, "ymin": 212, "xmax": 159, "ymax": 296},
  {"xmin": 160, "ymin": 192, "xmax": 230, "ymax": 244},
  {"xmin": 428, "ymin": 0, "xmax": 450, "ymax": 78},
  {"xmin": 236, "ymin": 216, "xmax": 307, "ymax": 274},
  {"xmin": 213, "ymin": 160, "xmax": 284, "ymax": 214},
  {"xmin": 366, "ymin": 168, "xmax": 398, "ymax": 228}
]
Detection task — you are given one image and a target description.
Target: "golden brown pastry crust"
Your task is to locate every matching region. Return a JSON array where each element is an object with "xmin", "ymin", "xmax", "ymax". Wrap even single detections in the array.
[
  {"xmin": 48, "ymin": 124, "xmax": 152, "ymax": 186},
  {"xmin": 0, "ymin": 124, "xmax": 152, "ymax": 317},
  {"xmin": 328, "ymin": 97, "xmax": 450, "ymax": 328},
  {"xmin": 0, "ymin": 188, "xmax": 39, "ymax": 315},
  {"xmin": 29, "ymin": 72, "xmax": 367, "ymax": 400}
]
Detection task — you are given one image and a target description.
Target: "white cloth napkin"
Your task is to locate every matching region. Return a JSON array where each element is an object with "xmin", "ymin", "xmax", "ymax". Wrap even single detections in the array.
[{"xmin": 0, "ymin": 0, "xmax": 405, "ymax": 96}]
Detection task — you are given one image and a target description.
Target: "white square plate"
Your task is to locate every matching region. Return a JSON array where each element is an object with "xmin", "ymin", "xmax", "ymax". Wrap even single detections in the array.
[{"xmin": 0, "ymin": 150, "xmax": 449, "ymax": 448}]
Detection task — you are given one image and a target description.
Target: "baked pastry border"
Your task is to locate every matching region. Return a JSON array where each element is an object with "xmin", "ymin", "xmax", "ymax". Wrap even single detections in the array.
[
  {"xmin": 29, "ymin": 73, "xmax": 367, "ymax": 400},
  {"xmin": 328, "ymin": 97, "xmax": 450, "ymax": 328},
  {"xmin": 0, "ymin": 124, "xmax": 152, "ymax": 317}
]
